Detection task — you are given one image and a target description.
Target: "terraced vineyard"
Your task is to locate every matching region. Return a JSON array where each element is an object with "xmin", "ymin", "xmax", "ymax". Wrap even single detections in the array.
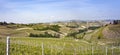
[{"xmin": 0, "ymin": 37, "xmax": 120, "ymax": 55}]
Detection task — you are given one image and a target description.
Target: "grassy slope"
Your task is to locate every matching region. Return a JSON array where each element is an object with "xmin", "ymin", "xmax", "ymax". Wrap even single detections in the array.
[
  {"xmin": 1, "ymin": 24, "xmax": 119, "ymax": 40},
  {"xmin": 0, "ymin": 37, "xmax": 91, "ymax": 55},
  {"xmin": 102, "ymin": 24, "xmax": 120, "ymax": 43},
  {"xmin": 87, "ymin": 24, "xmax": 120, "ymax": 45},
  {"xmin": 1, "ymin": 37, "xmax": 120, "ymax": 55},
  {"xmin": 0, "ymin": 24, "xmax": 120, "ymax": 55},
  {"xmin": 0, "ymin": 25, "xmax": 46, "ymax": 37}
]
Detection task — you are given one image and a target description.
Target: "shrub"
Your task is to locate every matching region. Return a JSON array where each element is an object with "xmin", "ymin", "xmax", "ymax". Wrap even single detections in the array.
[
  {"xmin": 29, "ymin": 33, "xmax": 58, "ymax": 38},
  {"xmin": 33, "ymin": 25, "xmax": 61, "ymax": 32},
  {"xmin": 67, "ymin": 29, "xmax": 87, "ymax": 39},
  {"xmin": 88, "ymin": 26, "xmax": 100, "ymax": 30}
]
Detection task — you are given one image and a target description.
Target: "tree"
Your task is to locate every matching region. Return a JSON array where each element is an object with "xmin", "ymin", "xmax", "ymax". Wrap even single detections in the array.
[
  {"xmin": 113, "ymin": 20, "xmax": 120, "ymax": 24},
  {"xmin": 0, "ymin": 21, "xmax": 8, "ymax": 25}
]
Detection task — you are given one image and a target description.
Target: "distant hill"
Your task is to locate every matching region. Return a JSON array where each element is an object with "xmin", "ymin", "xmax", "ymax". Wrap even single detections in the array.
[
  {"xmin": 103, "ymin": 24, "xmax": 120, "ymax": 39},
  {"xmin": 83, "ymin": 24, "xmax": 120, "ymax": 45},
  {"xmin": 0, "ymin": 21, "xmax": 120, "ymax": 45}
]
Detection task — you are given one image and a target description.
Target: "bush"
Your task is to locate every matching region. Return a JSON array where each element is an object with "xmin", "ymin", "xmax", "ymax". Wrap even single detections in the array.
[
  {"xmin": 67, "ymin": 29, "xmax": 87, "ymax": 39},
  {"xmin": 88, "ymin": 26, "xmax": 100, "ymax": 30},
  {"xmin": 98, "ymin": 36, "xmax": 101, "ymax": 39},
  {"xmin": 66, "ymin": 25, "xmax": 78, "ymax": 28},
  {"xmin": 29, "ymin": 33, "xmax": 58, "ymax": 38},
  {"xmin": 0, "ymin": 21, "xmax": 8, "ymax": 25},
  {"xmin": 34, "ymin": 25, "xmax": 61, "ymax": 32}
]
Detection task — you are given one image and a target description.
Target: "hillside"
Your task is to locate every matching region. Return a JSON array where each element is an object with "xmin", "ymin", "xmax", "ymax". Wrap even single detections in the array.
[
  {"xmin": 83, "ymin": 24, "xmax": 120, "ymax": 45},
  {"xmin": 102, "ymin": 24, "xmax": 120, "ymax": 43},
  {"xmin": 0, "ymin": 21, "xmax": 100, "ymax": 37},
  {"xmin": 103, "ymin": 24, "xmax": 120, "ymax": 39},
  {"xmin": 0, "ymin": 21, "xmax": 120, "ymax": 45}
]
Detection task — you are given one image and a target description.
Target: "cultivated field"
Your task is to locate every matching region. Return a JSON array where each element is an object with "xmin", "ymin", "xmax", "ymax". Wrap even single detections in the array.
[
  {"xmin": 0, "ymin": 37, "xmax": 120, "ymax": 55},
  {"xmin": 0, "ymin": 21, "xmax": 120, "ymax": 55}
]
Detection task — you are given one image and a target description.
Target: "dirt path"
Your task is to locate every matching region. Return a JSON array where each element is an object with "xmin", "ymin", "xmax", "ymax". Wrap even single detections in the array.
[{"xmin": 16, "ymin": 28, "xmax": 33, "ymax": 30}]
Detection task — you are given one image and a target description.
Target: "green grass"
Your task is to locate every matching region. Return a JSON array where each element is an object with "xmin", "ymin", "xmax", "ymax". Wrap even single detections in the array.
[
  {"xmin": 91, "ymin": 27, "xmax": 105, "ymax": 40},
  {"xmin": 0, "ymin": 37, "xmax": 120, "ymax": 55},
  {"xmin": 0, "ymin": 42, "xmax": 6, "ymax": 55}
]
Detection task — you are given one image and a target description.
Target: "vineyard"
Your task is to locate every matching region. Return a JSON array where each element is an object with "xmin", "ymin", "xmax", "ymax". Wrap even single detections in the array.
[{"xmin": 0, "ymin": 37, "xmax": 120, "ymax": 55}]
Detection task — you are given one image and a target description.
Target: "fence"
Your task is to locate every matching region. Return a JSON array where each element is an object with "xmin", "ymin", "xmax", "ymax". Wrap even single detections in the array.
[{"xmin": 0, "ymin": 37, "xmax": 120, "ymax": 55}]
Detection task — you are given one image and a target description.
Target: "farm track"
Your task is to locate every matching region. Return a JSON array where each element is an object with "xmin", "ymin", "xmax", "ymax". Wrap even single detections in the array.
[{"xmin": 16, "ymin": 28, "xmax": 33, "ymax": 30}]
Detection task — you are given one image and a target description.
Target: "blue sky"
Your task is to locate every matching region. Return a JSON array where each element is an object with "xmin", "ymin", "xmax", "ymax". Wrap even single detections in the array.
[{"xmin": 0, "ymin": 0, "xmax": 120, "ymax": 23}]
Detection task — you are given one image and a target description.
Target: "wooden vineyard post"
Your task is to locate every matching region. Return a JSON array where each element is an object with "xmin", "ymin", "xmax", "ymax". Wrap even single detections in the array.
[
  {"xmin": 106, "ymin": 47, "xmax": 108, "ymax": 55},
  {"xmin": 50, "ymin": 45, "xmax": 52, "ymax": 55},
  {"xmin": 92, "ymin": 46, "xmax": 94, "ymax": 55},
  {"xmin": 74, "ymin": 48, "xmax": 76, "ymax": 55},
  {"xmin": 6, "ymin": 36, "xmax": 10, "ymax": 55},
  {"xmin": 112, "ymin": 46, "xmax": 114, "ymax": 55},
  {"xmin": 41, "ymin": 43, "xmax": 44, "ymax": 55}
]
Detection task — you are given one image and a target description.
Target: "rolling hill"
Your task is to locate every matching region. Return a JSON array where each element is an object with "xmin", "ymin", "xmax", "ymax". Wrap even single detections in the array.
[{"xmin": 0, "ymin": 21, "xmax": 120, "ymax": 45}]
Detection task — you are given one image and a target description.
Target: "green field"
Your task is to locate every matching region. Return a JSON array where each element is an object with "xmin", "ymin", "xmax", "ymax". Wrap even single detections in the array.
[
  {"xmin": 0, "ymin": 37, "xmax": 120, "ymax": 55},
  {"xmin": 0, "ymin": 22, "xmax": 120, "ymax": 55}
]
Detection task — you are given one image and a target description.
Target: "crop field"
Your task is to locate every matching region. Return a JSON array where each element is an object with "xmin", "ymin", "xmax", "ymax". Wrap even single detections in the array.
[{"xmin": 0, "ymin": 37, "xmax": 120, "ymax": 55}]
